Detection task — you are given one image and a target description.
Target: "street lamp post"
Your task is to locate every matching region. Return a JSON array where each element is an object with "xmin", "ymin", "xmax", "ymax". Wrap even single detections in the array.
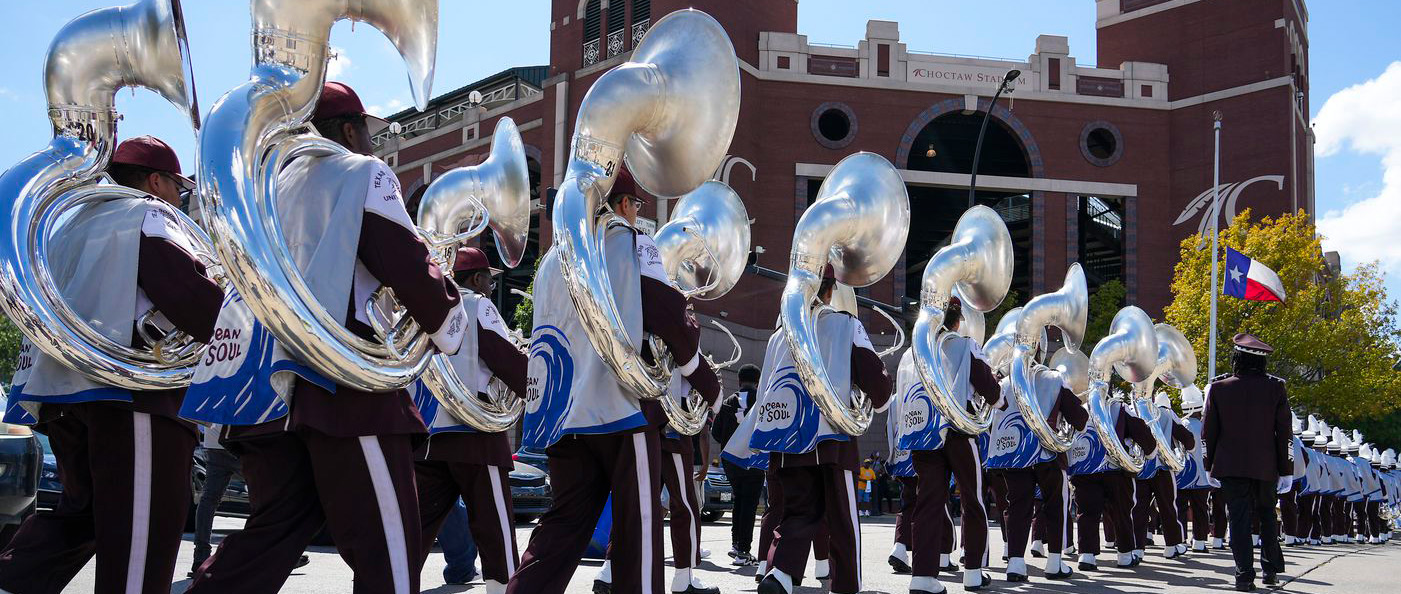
[{"xmin": 967, "ymin": 69, "xmax": 1021, "ymax": 209}]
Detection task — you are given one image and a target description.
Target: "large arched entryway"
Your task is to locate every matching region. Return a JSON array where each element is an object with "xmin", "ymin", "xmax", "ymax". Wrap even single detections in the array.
[{"xmin": 903, "ymin": 110, "xmax": 1035, "ymax": 304}]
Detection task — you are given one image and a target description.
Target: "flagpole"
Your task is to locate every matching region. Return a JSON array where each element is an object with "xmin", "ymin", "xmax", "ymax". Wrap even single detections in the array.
[{"xmin": 1208, "ymin": 111, "xmax": 1223, "ymax": 381}]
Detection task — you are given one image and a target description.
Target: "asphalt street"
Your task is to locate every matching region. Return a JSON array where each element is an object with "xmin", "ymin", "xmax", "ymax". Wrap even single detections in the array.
[{"xmin": 59, "ymin": 514, "xmax": 1396, "ymax": 592}]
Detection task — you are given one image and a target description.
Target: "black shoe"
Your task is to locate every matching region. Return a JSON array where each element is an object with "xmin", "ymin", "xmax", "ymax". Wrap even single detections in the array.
[
  {"xmin": 941, "ymin": 562, "xmax": 960, "ymax": 574},
  {"xmin": 593, "ymin": 579, "xmax": 612, "ymax": 594},
  {"xmin": 966, "ymin": 572, "xmax": 992, "ymax": 591},
  {"xmin": 1236, "ymin": 582, "xmax": 1257, "ymax": 592},
  {"xmin": 294, "ymin": 554, "xmax": 310, "ymax": 569},
  {"xmin": 1007, "ymin": 572, "xmax": 1028, "ymax": 582},
  {"xmin": 1079, "ymin": 562, "xmax": 1098, "ymax": 571},
  {"xmin": 675, "ymin": 585, "xmax": 720, "ymax": 594},
  {"xmin": 889, "ymin": 555, "xmax": 912, "ymax": 574},
  {"xmin": 1263, "ymin": 574, "xmax": 1279, "ymax": 586},
  {"xmin": 757, "ymin": 575, "xmax": 787, "ymax": 594},
  {"xmin": 911, "ymin": 587, "xmax": 948, "ymax": 594},
  {"xmin": 1030, "ymin": 548, "xmax": 1046, "ymax": 558},
  {"xmin": 1047, "ymin": 568, "xmax": 1074, "ymax": 579}
]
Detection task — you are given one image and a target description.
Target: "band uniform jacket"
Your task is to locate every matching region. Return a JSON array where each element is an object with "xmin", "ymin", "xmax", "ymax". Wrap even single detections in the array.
[{"xmin": 1203, "ymin": 371, "xmax": 1292, "ymax": 482}]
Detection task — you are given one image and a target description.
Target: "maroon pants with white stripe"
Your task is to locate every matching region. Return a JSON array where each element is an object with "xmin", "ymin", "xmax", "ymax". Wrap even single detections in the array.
[
  {"xmin": 1178, "ymin": 488, "xmax": 1212, "ymax": 541},
  {"xmin": 508, "ymin": 429, "xmax": 663, "ymax": 594},
  {"xmin": 186, "ymin": 430, "xmax": 421, "ymax": 594},
  {"xmin": 601, "ymin": 443, "xmax": 703, "ymax": 575},
  {"xmin": 1071, "ymin": 472, "xmax": 1136, "ymax": 555},
  {"xmin": 1133, "ymin": 472, "xmax": 1184, "ymax": 549},
  {"xmin": 415, "ymin": 460, "xmax": 518, "ymax": 584},
  {"xmin": 911, "ymin": 433, "xmax": 988, "ymax": 578},
  {"xmin": 758, "ymin": 464, "xmax": 830, "ymax": 572},
  {"xmin": 766, "ymin": 463, "xmax": 861, "ymax": 593},
  {"xmin": 0, "ymin": 405, "xmax": 195, "ymax": 594},
  {"xmin": 1001, "ymin": 461, "xmax": 1071, "ymax": 557},
  {"xmin": 894, "ymin": 476, "xmax": 918, "ymax": 547}
]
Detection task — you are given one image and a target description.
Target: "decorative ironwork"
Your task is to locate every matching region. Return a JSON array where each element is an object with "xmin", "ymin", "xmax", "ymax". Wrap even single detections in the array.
[
  {"xmin": 632, "ymin": 19, "xmax": 650, "ymax": 46},
  {"xmin": 607, "ymin": 29, "xmax": 624, "ymax": 59},
  {"xmin": 583, "ymin": 38, "xmax": 600, "ymax": 66}
]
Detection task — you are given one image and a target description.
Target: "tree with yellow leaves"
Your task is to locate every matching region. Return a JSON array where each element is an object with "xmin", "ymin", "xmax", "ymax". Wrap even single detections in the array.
[{"xmin": 1163, "ymin": 209, "xmax": 1401, "ymax": 448}]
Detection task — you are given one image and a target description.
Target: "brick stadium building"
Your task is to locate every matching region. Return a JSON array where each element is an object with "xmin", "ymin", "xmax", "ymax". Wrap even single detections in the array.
[{"xmin": 376, "ymin": 0, "xmax": 1314, "ymax": 449}]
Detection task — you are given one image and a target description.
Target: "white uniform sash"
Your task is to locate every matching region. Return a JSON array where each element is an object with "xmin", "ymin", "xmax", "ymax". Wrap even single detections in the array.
[
  {"xmin": 897, "ymin": 338, "xmax": 971, "ymax": 452},
  {"xmin": 521, "ymin": 222, "xmax": 645, "ymax": 450},
  {"xmin": 8, "ymin": 197, "xmax": 196, "ymax": 424},
  {"xmin": 748, "ymin": 307, "xmax": 857, "ymax": 455}
]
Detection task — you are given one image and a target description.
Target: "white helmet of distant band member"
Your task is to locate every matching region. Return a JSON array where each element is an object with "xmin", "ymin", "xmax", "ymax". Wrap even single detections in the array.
[
  {"xmin": 1291, "ymin": 411, "xmax": 1304, "ymax": 435},
  {"xmin": 1382, "ymin": 449, "xmax": 1398, "ymax": 468},
  {"xmin": 1154, "ymin": 391, "xmax": 1172, "ymax": 410},
  {"xmin": 1314, "ymin": 422, "xmax": 1331, "ymax": 448},
  {"xmin": 1302, "ymin": 414, "xmax": 1319, "ymax": 441},
  {"xmin": 1179, "ymin": 385, "xmax": 1204, "ymax": 412}
]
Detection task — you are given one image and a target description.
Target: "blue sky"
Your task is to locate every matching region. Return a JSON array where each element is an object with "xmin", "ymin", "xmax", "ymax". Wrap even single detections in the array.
[{"xmin": 1, "ymin": 1, "xmax": 1398, "ymax": 300}]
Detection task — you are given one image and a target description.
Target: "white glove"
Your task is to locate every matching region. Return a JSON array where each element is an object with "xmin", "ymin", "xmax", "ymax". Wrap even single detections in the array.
[{"xmin": 1277, "ymin": 475, "xmax": 1294, "ymax": 494}]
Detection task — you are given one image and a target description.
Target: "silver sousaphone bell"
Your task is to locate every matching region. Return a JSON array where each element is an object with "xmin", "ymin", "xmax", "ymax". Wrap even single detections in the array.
[
  {"xmin": 1086, "ymin": 306, "xmax": 1159, "ymax": 473},
  {"xmin": 1131, "ymin": 323, "xmax": 1197, "ymax": 473},
  {"xmin": 1008, "ymin": 264, "xmax": 1088, "ymax": 453},
  {"xmin": 0, "ymin": 0, "xmax": 214, "ymax": 391}
]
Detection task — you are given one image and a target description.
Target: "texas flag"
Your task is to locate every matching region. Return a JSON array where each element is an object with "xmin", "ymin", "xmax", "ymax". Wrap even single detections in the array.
[{"xmin": 1224, "ymin": 247, "xmax": 1286, "ymax": 302}]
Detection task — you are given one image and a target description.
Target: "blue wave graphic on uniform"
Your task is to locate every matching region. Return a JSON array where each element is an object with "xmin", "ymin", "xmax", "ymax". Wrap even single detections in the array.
[
  {"xmin": 896, "ymin": 381, "xmax": 949, "ymax": 451},
  {"xmin": 1, "ymin": 399, "xmax": 37, "ymax": 425},
  {"xmin": 721, "ymin": 449, "xmax": 770, "ymax": 471},
  {"xmin": 1176, "ymin": 454, "xmax": 1200, "ymax": 490},
  {"xmin": 1067, "ymin": 427, "xmax": 1112, "ymax": 476},
  {"xmin": 180, "ymin": 290, "xmax": 327, "ymax": 426},
  {"xmin": 985, "ymin": 408, "xmax": 1043, "ymax": 469},
  {"xmin": 750, "ymin": 367, "xmax": 832, "ymax": 454},
  {"xmin": 888, "ymin": 450, "xmax": 915, "ymax": 477},
  {"xmin": 521, "ymin": 326, "xmax": 574, "ymax": 450},
  {"xmin": 410, "ymin": 379, "xmax": 479, "ymax": 435},
  {"xmin": 1137, "ymin": 455, "xmax": 1161, "ymax": 480}
]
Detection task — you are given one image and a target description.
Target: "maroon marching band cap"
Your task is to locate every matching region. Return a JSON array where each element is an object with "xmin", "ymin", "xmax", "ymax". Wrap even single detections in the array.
[
  {"xmin": 1232, "ymin": 332, "xmax": 1273, "ymax": 356},
  {"xmin": 313, "ymin": 81, "xmax": 390, "ymax": 136},
  {"xmin": 610, "ymin": 165, "xmax": 639, "ymax": 201},
  {"xmin": 111, "ymin": 135, "xmax": 195, "ymax": 190},
  {"xmin": 453, "ymin": 246, "xmax": 503, "ymax": 277}
]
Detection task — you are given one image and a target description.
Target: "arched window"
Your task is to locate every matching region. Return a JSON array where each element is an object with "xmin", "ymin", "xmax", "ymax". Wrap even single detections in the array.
[{"xmin": 582, "ymin": 0, "xmax": 602, "ymax": 66}]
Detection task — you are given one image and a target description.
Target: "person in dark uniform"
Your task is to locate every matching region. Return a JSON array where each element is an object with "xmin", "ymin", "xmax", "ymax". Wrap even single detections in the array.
[
  {"xmin": 1203, "ymin": 333, "xmax": 1291, "ymax": 591},
  {"xmin": 899, "ymin": 297, "xmax": 1001, "ymax": 593},
  {"xmin": 186, "ymin": 82, "xmax": 469, "ymax": 594},
  {"xmin": 590, "ymin": 177, "xmax": 721, "ymax": 594},
  {"xmin": 510, "ymin": 167, "xmax": 721, "ymax": 594},
  {"xmin": 412, "ymin": 246, "xmax": 528, "ymax": 594},
  {"xmin": 0, "ymin": 136, "xmax": 223, "ymax": 594},
  {"xmin": 712, "ymin": 363, "xmax": 766, "ymax": 566},
  {"xmin": 755, "ymin": 271, "xmax": 892, "ymax": 594},
  {"xmin": 1066, "ymin": 391, "xmax": 1158, "ymax": 571}
]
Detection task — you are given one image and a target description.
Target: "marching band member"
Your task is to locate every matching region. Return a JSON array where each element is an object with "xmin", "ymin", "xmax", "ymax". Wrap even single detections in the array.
[
  {"xmin": 1293, "ymin": 418, "xmax": 1324, "ymax": 546},
  {"xmin": 1203, "ymin": 333, "xmax": 1290, "ymax": 591},
  {"xmin": 983, "ymin": 350, "xmax": 1089, "ymax": 581},
  {"xmin": 712, "ymin": 364, "xmax": 766, "ymax": 567},
  {"xmin": 1278, "ymin": 415, "xmax": 1309, "ymax": 545},
  {"xmin": 1066, "ymin": 390, "xmax": 1157, "ymax": 570},
  {"xmin": 411, "ymin": 247, "xmax": 527, "ymax": 594},
  {"xmin": 511, "ymin": 169, "xmax": 720, "ymax": 594},
  {"xmin": 1130, "ymin": 393, "xmax": 1195, "ymax": 560},
  {"xmin": 1175, "ymin": 387, "xmax": 1215, "ymax": 551},
  {"xmin": 886, "ymin": 383, "xmax": 918, "ymax": 575},
  {"xmin": 185, "ymin": 82, "xmax": 469, "ymax": 594},
  {"xmin": 591, "ymin": 176, "xmax": 721, "ymax": 594},
  {"xmin": 0, "ymin": 136, "xmax": 222, "ymax": 594},
  {"xmin": 749, "ymin": 268, "xmax": 893, "ymax": 594},
  {"xmin": 897, "ymin": 296, "xmax": 1001, "ymax": 593}
]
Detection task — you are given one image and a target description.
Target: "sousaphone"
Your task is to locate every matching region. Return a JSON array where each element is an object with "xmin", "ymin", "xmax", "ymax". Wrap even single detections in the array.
[
  {"xmin": 1009, "ymin": 264, "xmax": 1088, "ymax": 452},
  {"xmin": 1130, "ymin": 323, "xmax": 1197, "ymax": 473},
  {"xmin": 0, "ymin": 0, "xmax": 213, "ymax": 390},
  {"xmin": 1086, "ymin": 306, "xmax": 1158, "ymax": 473}
]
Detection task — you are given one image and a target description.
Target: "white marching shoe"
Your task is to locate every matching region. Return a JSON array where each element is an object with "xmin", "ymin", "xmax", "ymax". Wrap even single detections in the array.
[
  {"xmin": 1164, "ymin": 543, "xmax": 1186, "ymax": 559},
  {"xmin": 1005, "ymin": 557, "xmax": 1027, "ymax": 582},
  {"xmin": 1211, "ymin": 537, "xmax": 1226, "ymax": 549},
  {"xmin": 1117, "ymin": 552, "xmax": 1136, "ymax": 567},
  {"xmin": 814, "ymin": 558, "xmax": 830, "ymax": 580},
  {"xmin": 1192, "ymin": 539, "xmax": 1207, "ymax": 552},
  {"xmin": 963, "ymin": 569, "xmax": 991, "ymax": 591},
  {"xmin": 1045, "ymin": 553, "xmax": 1073, "ymax": 579},
  {"xmin": 1029, "ymin": 540, "xmax": 1045, "ymax": 558},
  {"xmin": 1078, "ymin": 553, "xmax": 1097, "ymax": 571},
  {"xmin": 909, "ymin": 575, "xmax": 947, "ymax": 594}
]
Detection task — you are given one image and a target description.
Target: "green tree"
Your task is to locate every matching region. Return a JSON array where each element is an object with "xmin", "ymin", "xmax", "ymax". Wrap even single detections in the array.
[
  {"xmin": 512, "ymin": 279, "xmax": 534, "ymax": 335},
  {"xmin": 1163, "ymin": 209, "xmax": 1401, "ymax": 448},
  {"xmin": 0, "ymin": 318, "xmax": 21, "ymax": 384},
  {"xmin": 1083, "ymin": 279, "xmax": 1126, "ymax": 350}
]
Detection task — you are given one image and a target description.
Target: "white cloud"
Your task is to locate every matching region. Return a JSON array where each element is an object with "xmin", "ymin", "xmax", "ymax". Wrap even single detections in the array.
[
  {"xmin": 1314, "ymin": 62, "xmax": 1401, "ymax": 281},
  {"xmin": 326, "ymin": 46, "xmax": 352, "ymax": 80},
  {"xmin": 0, "ymin": 87, "xmax": 18, "ymax": 101},
  {"xmin": 367, "ymin": 98, "xmax": 408, "ymax": 117}
]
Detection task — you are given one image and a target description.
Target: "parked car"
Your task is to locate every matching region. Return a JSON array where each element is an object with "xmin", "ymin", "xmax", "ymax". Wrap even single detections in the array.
[
  {"xmin": 508, "ymin": 460, "xmax": 550, "ymax": 523},
  {"xmin": 699, "ymin": 465, "xmax": 732, "ymax": 523},
  {"xmin": 0, "ymin": 411, "xmax": 41, "ymax": 546}
]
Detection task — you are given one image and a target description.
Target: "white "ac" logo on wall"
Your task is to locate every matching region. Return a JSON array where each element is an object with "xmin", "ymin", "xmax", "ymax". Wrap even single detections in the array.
[{"xmin": 1173, "ymin": 175, "xmax": 1285, "ymax": 241}]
